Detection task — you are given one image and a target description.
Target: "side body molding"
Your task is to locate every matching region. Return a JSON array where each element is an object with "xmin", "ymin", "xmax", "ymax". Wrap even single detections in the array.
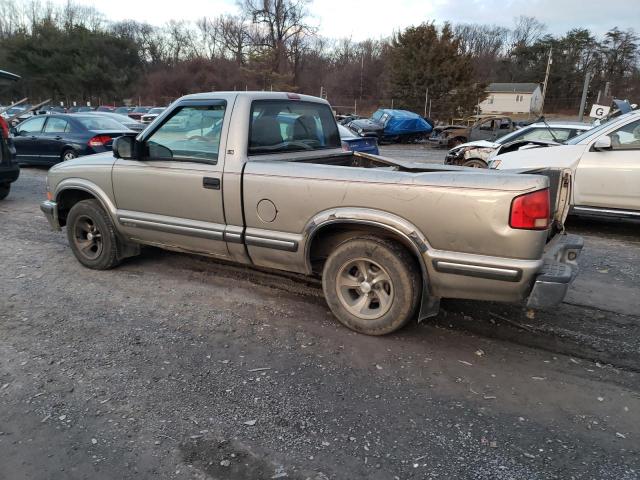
[{"xmin": 302, "ymin": 207, "xmax": 440, "ymax": 321}]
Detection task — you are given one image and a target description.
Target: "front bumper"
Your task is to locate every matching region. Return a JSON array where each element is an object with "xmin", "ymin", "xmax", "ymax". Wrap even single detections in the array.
[
  {"xmin": 526, "ymin": 234, "xmax": 583, "ymax": 309},
  {"xmin": 40, "ymin": 200, "xmax": 61, "ymax": 230}
]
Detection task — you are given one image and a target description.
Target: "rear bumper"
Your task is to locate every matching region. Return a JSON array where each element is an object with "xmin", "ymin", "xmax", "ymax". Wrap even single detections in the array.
[
  {"xmin": 526, "ymin": 234, "xmax": 583, "ymax": 309},
  {"xmin": 40, "ymin": 200, "xmax": 61, "ymax": 230}
]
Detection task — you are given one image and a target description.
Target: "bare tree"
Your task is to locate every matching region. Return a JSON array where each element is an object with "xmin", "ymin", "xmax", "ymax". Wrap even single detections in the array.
[
  {"xmin": 510, "ymin": 16, "xmax": 546, "ymax": 51},
  {"xmin": 240, "ymin": 0, "xmax": 315, "ymax": 75}
]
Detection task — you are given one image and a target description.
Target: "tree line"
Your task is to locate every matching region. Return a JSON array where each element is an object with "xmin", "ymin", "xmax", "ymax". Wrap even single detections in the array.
[{"xmin": 0, "ymin": 0, "xmax": 638, "ymax": 120}]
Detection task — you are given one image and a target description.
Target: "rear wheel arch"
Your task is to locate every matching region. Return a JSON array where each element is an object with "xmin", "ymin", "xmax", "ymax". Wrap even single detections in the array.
[{"xmin": 306, "ymin": 220, "xmax": 430, "ymax": 287}]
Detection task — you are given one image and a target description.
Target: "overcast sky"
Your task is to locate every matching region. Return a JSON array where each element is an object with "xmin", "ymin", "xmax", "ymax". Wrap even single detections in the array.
[{"xmin": 45, "ymin": 0, "xmax": 639, "ymax": 40}]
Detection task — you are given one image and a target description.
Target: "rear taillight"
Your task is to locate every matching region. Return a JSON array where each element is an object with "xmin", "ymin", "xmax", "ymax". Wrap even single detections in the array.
[
  {"xmin": 88, "ymin": 135, "xmax": 111, "ymax": 147},
  {"xmin": 341, "ymin": 141, "xmax": 350, "ymax": 152},
  {"xmin": 0, "ymin": 117, "xmax": 9, "ymax": 139},
  {"xmin": 509, "ymin": 188, "xmax": 550, "ymax": 230}
]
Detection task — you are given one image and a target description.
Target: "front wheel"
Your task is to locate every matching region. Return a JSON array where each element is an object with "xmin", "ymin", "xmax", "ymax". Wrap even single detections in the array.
[
  {"xmin": 322, "ymin": 236, "xmax": 421, "ymax": 335},
  {"xmin": 66, "ymin": 199, "xmax": 121, "ymax": 270},
  {"xmin": 462, "ymin": 158, "xmax": 488, "ymax": 168},
  {"xmin": 0, "ymin": 183, "xmax": 10, "ymax": 200}
]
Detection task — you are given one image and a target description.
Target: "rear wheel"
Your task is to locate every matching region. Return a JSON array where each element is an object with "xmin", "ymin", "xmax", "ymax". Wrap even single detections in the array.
[
  {"xmin": 61, "ymin": 149, "xmax": 78, "ymax": 162},
  {"xmin": 462, "ymin": 158, "xmax": 488, "ymax": 168},
  {"xmin": 322, "ymin": 236, "xmax": 421, "ymax": 335},
  {"xmin": 0, "ymin": 183, "xmax": 10, "ymax": 200},
  {"xmin": 66, "ymin": 199, "xmax": 121, "ymax": 270}
]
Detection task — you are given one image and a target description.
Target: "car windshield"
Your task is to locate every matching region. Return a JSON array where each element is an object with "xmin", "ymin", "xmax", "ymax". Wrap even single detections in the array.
[
  {"xmin": 371, "ymin": 110, "xmax": 384, "ymax": 122},
  {"xmin": 566, "ymin": 112, "xmax": 638, "ymax": 145},
  {"xmin": 148, "ymin": 108, "xmax": 164, "ymax": 114},
  {"xmin": 75, "ymin": 116, "xmax": 127, "ymax": 131},
  {"xmin": 133, "ymin": 107, "xmax": 149, "ymax": 113}
]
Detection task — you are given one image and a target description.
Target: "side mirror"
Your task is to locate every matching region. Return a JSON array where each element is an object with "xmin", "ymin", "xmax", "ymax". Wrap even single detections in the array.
[
  {"xmin": 113, "ymin": 135, "xmax": 136, "ymax": 159},
  {"xmin": 9, "ymin": 127, "xmax": 18, "ymax": 136},
  {"xmin": 593, "ymin": 135, "xmax": 612, "ymax": 151}
]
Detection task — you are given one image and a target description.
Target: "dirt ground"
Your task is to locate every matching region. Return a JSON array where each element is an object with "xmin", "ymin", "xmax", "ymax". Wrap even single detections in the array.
[{"xmin": 1, "ymin": 167, "xmax": 639, "ymax": 480}]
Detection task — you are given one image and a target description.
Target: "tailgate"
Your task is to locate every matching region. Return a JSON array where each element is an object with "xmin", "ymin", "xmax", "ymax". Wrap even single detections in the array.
[{"xmin": 514, "ymin": 167, "xmax": 572, "ymax": 236}]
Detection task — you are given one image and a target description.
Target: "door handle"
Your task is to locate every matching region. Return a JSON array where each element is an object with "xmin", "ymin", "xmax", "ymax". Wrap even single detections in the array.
[
  {"xmin": 54, "ymin": 136, "xmax": 62, "ymax": 140},
  {"xmin": 203, "ymin": 177, "xmax": 220, "ymax": 190}
]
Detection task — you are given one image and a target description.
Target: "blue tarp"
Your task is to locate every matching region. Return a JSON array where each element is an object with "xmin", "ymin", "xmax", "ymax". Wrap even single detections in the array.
[{"xmin": 374, "ymin": 109, "xmax": 433, "ymax": 136}]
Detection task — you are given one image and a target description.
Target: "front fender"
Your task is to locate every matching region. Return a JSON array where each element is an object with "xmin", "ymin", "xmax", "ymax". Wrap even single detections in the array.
[{"xmin": 54, "ymin": 177, "xmax": 117, "ymax": 219}]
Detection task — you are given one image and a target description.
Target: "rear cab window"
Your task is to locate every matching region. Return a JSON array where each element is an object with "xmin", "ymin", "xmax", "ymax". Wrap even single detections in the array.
[{"xmin": 249, "ymin": 100, "xmax": 340, "ymax": 155}]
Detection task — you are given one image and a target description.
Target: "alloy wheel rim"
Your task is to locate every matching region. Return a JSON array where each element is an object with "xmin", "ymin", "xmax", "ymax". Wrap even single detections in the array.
[
  {"xmin": 73, "ymin": 215, "xmax": 103, "ymax": 260},
  {"xmin": 64, "ymin": 151, "xmax": 76, "ymax": 161},
  {"xmin": 336, "ymin": 258, "xmax": 394, "ymax": 320}
]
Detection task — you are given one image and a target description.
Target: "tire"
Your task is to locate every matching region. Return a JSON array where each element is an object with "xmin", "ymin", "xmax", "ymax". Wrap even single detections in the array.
[
  {"xmin": 0, "ymin": 183, "xmax": 10, "ymax": 200},
  {"xmin": 66, "ymin": 199, "xmax": 121, "ymax": 270},
  {"xmin": 322, "ymin": 236, "xmax": 421, "ymax": 335},
  {"xmin": 61, "ymin": 149, "xmax": 78, "ymax": 162},
  {"xmin": 462, "ymin": 158, "xmax": 488, "ymax": 168}
]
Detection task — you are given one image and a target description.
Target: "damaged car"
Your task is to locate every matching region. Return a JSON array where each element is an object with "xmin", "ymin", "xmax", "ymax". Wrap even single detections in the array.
[
  {"xmin": 437, "ymin": 116, "xmax": 515, "ymax": 149},
  {"xmin": 445, "ymin": 121, "xmax": 592, "ymax": 168},
  {"xmin": 347, "ymin": 109, "xmax": 433, "ymax": 143}
]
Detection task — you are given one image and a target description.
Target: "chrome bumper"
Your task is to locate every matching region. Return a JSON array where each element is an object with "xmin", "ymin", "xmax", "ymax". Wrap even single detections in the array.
[
  {"xmin": 527, "ymin": 234, "xmax": 583, "ymax": 309},
  {"xmin": 40, "ymin": 200, "xmax": 61, "ymax": 231}
]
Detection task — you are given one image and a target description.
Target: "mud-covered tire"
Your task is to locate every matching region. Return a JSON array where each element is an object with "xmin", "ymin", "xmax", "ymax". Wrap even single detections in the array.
[
  {"xmin": 322, "ymin": 236, "xmax": 421, "ymax": 335},
  {"xmin": 0, "ymin": 183, "xmax": 10, "ymax": 200},
  {"xmin": 66, "ymin": 199, "xmax": 121, "ymax": 270},
  {"xmin": 462, "ymin": 158, "xmax": 488, "ymax": 168}
]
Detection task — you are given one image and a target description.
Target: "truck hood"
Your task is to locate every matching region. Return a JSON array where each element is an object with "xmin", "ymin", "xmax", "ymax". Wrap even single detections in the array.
[
  {"xmin": 492, "ymin": 144, "xmax": 585, "ymax": 171},
  {"xmin": 348, "ymin": 118, "xmax": 384, "ymax": 132},
  {"xmin": 49, "ymin": 151, "xmax": 116, "ymax": 173},
  {"xmin": 450, "ymin": 139, "xmax": 498, "ymax": 153}
]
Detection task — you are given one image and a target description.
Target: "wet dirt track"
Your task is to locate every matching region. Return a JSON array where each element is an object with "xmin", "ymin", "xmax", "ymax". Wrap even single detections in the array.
[{"xmin": 1, "ymin": 168, "xmax": 639, "ymax": 480}]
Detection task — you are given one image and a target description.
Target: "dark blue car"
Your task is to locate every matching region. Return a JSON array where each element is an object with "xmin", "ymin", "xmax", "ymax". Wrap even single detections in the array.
[
  {"xmin": 339, "ymin": 125, "xmax": 379, "ymax": 155},
  {"xmin": 11, "ymin": 114, "xmax": 133, "ymax": 166}
]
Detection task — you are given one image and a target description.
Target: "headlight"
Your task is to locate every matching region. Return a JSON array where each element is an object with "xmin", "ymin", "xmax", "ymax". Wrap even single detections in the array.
[{"xmin": 357, "ymin": 128, "xmax": 363, "ymax": 134}]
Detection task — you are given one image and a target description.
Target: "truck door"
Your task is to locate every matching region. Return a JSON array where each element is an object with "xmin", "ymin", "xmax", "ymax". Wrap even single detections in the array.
[
  {"xmin": 471, "ymin": 118, "xmax": 495, "ymax": 141},
  {"xmin": 573, "ymin": 118, "xmax": 640, "ymax": 212},
  {"xmin": 112, "ymin": 101, "xmax": 230, "ymax": 257}
]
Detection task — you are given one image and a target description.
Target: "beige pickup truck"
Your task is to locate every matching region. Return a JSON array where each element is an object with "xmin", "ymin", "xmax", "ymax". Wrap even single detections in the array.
[{"xmin": 41, "ymin": 92, "xmax": 582, "ymax": 335}]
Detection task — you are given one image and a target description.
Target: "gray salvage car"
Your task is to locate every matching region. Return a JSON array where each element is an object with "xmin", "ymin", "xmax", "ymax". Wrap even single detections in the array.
[{"xmin": 41, "ymin": 92, "xmax": 582, "ymax": 335}]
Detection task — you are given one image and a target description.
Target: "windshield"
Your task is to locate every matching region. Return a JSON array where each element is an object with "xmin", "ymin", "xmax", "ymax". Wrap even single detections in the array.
[
  {"xmin": 148, "ymin": 108, "xmax": 164, "ymax": 114},
  {"xmin": 133, "ymin": 107, "xmax": 149, "ymax": 113},
  {"xmin": 566, "ymin": 112, "xmax": 637, "ymax": 145},
  {"xmin": 371, "ymin": 110, "xmax": 384, "ymax": 122},
  {"xmin": 75, "ymin": 116, "xmax": 127, "ymax": 131},
  {"xmin": 249, "ymin": 100, "xmax": 340, "ymax": 155}
]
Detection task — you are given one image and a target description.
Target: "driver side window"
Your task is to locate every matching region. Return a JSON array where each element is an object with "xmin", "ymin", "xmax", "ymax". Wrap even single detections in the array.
[
  {"xmin": 609, "ymin": 120, "xmax": 640, "ymax": 150},
  {"xmin": 144, "ymin": 103, "xmax": 226, "ymax": 163}
]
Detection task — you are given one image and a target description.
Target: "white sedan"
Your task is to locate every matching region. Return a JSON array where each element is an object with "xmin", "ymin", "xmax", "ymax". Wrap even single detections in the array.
[{"xmin": 491, "ymin": 111, "xmax": 640, "ymax": 219}]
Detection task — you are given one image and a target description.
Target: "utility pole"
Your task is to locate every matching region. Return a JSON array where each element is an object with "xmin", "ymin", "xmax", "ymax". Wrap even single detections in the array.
[
  {"xmin": 359, "ymin": 55, "xmax": 364, "ymax": 101},
  {"xmin": 540, "ymin": 47, "xmax": 553, "ymax": 115},
  {"xmin": 424, "ymin": 88, "xmax": 429, "ymax": 118},
  {"xmin": 578, "ymin": 70, "xmax": 592, "ymax": 121}
]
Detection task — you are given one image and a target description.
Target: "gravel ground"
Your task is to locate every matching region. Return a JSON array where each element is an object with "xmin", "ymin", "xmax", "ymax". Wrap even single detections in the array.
[{"xmin": 1, "ymin": 167, "xmax": 639, "ymax": 480}]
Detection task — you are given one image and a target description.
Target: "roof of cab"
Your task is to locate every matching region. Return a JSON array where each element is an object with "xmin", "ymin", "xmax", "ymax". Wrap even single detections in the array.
[{"xmin": 178, "ymin": 91, "xmax": 329, "ymax": 104}]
